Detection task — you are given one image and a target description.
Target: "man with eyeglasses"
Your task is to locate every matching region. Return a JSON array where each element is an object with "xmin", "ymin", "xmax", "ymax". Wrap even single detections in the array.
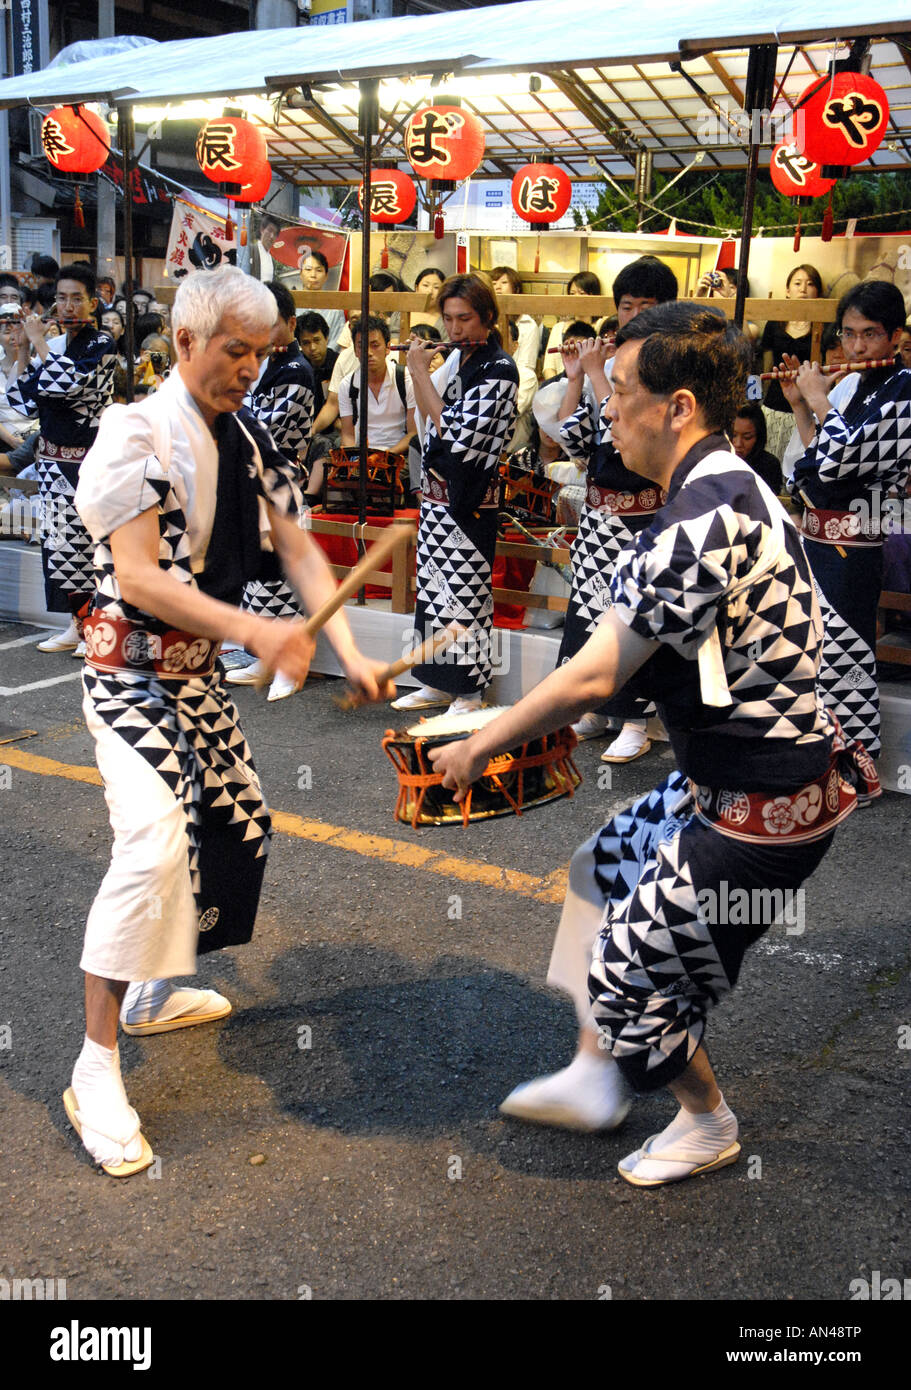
[
  {"xmin": 7, "ymin": 264, "xmax": 116, "ymax": 652},
  {"xmin": 781, "ymin": 280, "xmax": 911, "ymax": 757}
]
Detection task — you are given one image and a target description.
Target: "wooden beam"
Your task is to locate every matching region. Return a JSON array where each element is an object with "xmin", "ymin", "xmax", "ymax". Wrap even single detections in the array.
[
  {"xmin": 153, "ymin": 288, "xmax": 842, "ymax": 328},
  {"xmin": 705, "ymin": 53, "xmax": 744, "ymax": 106},
  {"xmin": 548, "ymin": 72, "xmax": 642, "ymax": 157},
  {"xmin": 898, "ymin": 35, "xmax": 911, "ymax": 82}
]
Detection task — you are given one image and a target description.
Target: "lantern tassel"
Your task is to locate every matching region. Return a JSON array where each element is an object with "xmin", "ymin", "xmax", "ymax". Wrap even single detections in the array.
[
  {"xmin": 433, "ymin": 211, "xmax": 444, "ymax": 240},
  {"xmin": 793, "ymin": 207, "xmax": 802, "ymax": 253},
  {"xmin": 380, "ymin": 233, "xmax": 389, "ymax": 270},
  {"xmin": 821, "ymin": 191, "xmax": 834, "ymax": 243},
  {"xmin": 73, "ymin": 185, "xmax": 85, "ymax": 230},
  {"xmin": 240, "ymin": 210, "xmax": 248, "ymax": 248},
  {"xmin": 225, "ymin": 205, "xmax": 235, "ymax": 243},
  {"xmin": 534, "ymin": 234, "xmax": 541, "ymax": 275}
]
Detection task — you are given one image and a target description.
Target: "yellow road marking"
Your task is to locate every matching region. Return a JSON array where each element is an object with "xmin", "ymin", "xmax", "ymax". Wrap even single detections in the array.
[
  {"xmin": 3, "ymin": 747, "xmax": 568, "ymax": 904},
  {"xmin": 4, "ymin": 746, "xmax": 102, "ymax": 786}
]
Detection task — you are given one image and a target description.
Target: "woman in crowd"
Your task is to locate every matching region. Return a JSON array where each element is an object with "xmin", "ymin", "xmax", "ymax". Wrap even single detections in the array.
[
  {"xmin": 410, "ymin": 266, "xmax": 447, "ymax": 331},
  {"xmin": 541, "ymin": 270, "xmax": 604, "ymax": 380},
  {"xmin": 730, "ymin": 401, "xmax": 782, "ymax": 495},
  {"xmin": 761, "ymin": 263, "xmax": 824, "ymax": 413},
  {"xmin": 899, "ymin": 326, "xmax": 911, "ymax": 369},
  {"xmin": 101, "ymin": 307, "xmax": 125, "ymax": 345},
  {"xmin": 760, "ymin": 263, "xmax": 824, "ymax": 464},
  {"xmin": 490, "ymin": 265, "xmax": 541, "ymax": 374},
  {"xmin": 695, "ymin": 267, "xmax": 760, "ymax": 343}
]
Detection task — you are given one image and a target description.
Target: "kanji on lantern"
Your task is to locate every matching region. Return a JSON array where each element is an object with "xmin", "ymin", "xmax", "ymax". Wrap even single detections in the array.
[
  {"xmin": 511, "ymin": 164, "xmax": 572, "ymax": 223},
  {"xmin": 769, "ymin": 141, "xmax": 836, "ymax": 200},
  {"xmin": 404, "ymin": 106, "xmax": 485, "ymax": 181},
  {"xmin": 795, "ymin": 72, "xmax": 890, "ymax": 168},
  {"xmin": 372, "ymin": 181, "xmax": 406, "ymax": 217},
  {"xmin": 195, "ymin": 116, "xmax": 269, "ymax": 188},
  {"xmin": 41, "ymin": 119, "xmax": 74, "ymax": 165},
  {"xmin": 357, "ymin": 170, "xmax": 417, "ymax": 224},
  {"xmin": 41, "ymin": 106, "xmax": 110, "ymax": 175},
  {"xmin": 197, "ymin": 124, "xmax": 242, "ymax": 173}
]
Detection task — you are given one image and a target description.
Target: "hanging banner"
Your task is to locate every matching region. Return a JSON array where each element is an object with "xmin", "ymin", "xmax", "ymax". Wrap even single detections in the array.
[
  {"xmin": 268, "ymin": 221, "xmax": 350, "ymax": 292},
  {"xmin": 165, "ymin": 198, "xmax": 237, "ymax": 279},
  {"xmin": 97, "ymin": 151, "xmax": 173, "ymax": 207},
  {"xmin": 12, "ymin": 0, "xmax": 47, "ymax": 76}
]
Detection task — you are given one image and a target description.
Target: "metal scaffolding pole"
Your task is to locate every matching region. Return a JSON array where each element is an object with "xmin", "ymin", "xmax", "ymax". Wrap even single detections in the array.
[
  {"xmin": 117, "ymin": 103, "xmax": 135, "ymax": 402},
  {"xmin": 734, "ymin": 43, "xmax": 778, "ymax": 330},
  {"xmin": 356, "ymin": 77, "xmax": 378, "ymax": 553}
]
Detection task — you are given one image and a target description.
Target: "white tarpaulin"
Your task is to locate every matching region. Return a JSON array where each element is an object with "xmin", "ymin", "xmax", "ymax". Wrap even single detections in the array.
[{"xmin": 0, "ymin": 1, "xmax": 909, "ymax": 107}]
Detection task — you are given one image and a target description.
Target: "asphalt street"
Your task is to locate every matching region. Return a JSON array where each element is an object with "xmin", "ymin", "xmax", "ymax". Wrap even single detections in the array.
[{"xmin": 1, "ymin": 616, "xmax": 910, "ymax": 1307}]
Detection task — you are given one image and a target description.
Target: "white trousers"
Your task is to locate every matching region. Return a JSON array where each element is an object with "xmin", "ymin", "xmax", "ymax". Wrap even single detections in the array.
[
  {"xmin": 80, "ymin": 688, "xmax": 198, "ymax": 982},
  {"xmin": 546, "ymin": 833, "xmax": 604, "ymax": 1029}
]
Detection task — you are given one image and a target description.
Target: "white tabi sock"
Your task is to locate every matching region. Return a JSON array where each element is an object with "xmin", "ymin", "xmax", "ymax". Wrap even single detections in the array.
[
  {"xmin": 500, "ymin": 1041, "xmax": 630, "ymax": 1131},
  {"xmin": 121, "ymin": 979, "xmax": 172, "ymax": 1025},
  {"xmin": 650, "ymin": 1094, "xmax": 738, "ymax": 1159},
  {"xmin": 70, "ymin": 1036, "xmax": 144, "ymax": 1166},
  {"xmin": 562, "ymin": 1047, "xmax": 618, "ymax": 1087},
  {"xmin": 122, "ymin": 979, "xmax": 226, "ymax": 1027},
  {"xmin": 622, "ymin": 1093, "xmax": 739, "ymax": 1183}
]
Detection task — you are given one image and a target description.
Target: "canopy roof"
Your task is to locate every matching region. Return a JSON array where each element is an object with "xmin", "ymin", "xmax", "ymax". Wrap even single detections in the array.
[{"xmin": 2, "ymin": 1, "xmax": 910, "ymax": 181}]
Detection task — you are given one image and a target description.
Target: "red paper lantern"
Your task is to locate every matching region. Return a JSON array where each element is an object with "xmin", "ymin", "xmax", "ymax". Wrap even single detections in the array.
[
  {"xmin": 404, "ymin": 106, "xmax": 485, "ymax": 181},
  {"xmin": 195, "ymin": 116, "xmax": 268, "ymax": 189},
  {"xmin": 769, "ymin": 141, "xmax": 836, "ymax": 199},
  {"xmin": 41, "ymin": 106, "xmax": 110, "ymax": 174},
  {"xmin": 232, "ymin": 161, "xmax": 273, "ymax": 205},
  {"xmin": 357, "ymin": 170, "xmax": 417, "ymax": 224},
  {"xmin": 511, "ymin": 164, "xmax": 572, "ymax": 224},
  {"xmin": 794, "ymin": 72, "xmax": 889, "ymax": 168}
]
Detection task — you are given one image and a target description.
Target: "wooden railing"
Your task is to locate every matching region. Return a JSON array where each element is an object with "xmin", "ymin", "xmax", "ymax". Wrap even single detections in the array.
[
  {"xmin": 308, "ymin": 512, "xmax": 571, "ymax": 616},
  {"xmin": 153, "ymin": 286, "xmax": 842, "ymax": 361},
  {"xmin": 493, "ymin": 536, "xmax": 571, "ymax": 613},
  {"xmin": 310, "ymin": 514, "xmax": 416, "ymax": 613}
]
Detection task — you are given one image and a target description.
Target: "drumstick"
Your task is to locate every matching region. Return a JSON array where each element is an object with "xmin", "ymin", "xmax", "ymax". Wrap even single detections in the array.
[
  {"xmin": 333, "ymin": 624, "xmax": 463, "ymax": 711},
  {"xmin": 254, "ymin": 522, "xmax": 416, "ymax": 689},
  {"xmin": 759, "ymin": 356, "xmax": 896, "ymax": 381}
]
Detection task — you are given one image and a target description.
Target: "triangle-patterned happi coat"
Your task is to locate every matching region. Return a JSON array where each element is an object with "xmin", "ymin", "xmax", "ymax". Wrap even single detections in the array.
[
  {"xmin": 75, "ymin": 380, "xmax": 303, "ymax": 968},
  {"xmin": 412, "ymin": 339, "xmax": 518, "ymax": 696},
  {"xmin": 566, "ymin": 434, "xmax": 850, "ymax": 1090},
  {"xmin": 792, "ymin": 363, "xmax": 911, "ymax": 755},
  {"xmin": 7, "ymin": 324, "xmax": 116, "ymax": 609}
]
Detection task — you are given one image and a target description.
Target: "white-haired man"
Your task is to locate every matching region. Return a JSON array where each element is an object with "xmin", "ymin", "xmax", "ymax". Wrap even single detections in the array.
[{"xmin": 69, "ymin": 267, "xmax": 390, "ymax": 1177}]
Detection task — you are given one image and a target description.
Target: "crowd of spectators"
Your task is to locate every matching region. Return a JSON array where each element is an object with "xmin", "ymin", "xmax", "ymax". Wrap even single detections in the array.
[{"xmin": 3, "ymin": 241, "xmax": 909, "ymax": 669}]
